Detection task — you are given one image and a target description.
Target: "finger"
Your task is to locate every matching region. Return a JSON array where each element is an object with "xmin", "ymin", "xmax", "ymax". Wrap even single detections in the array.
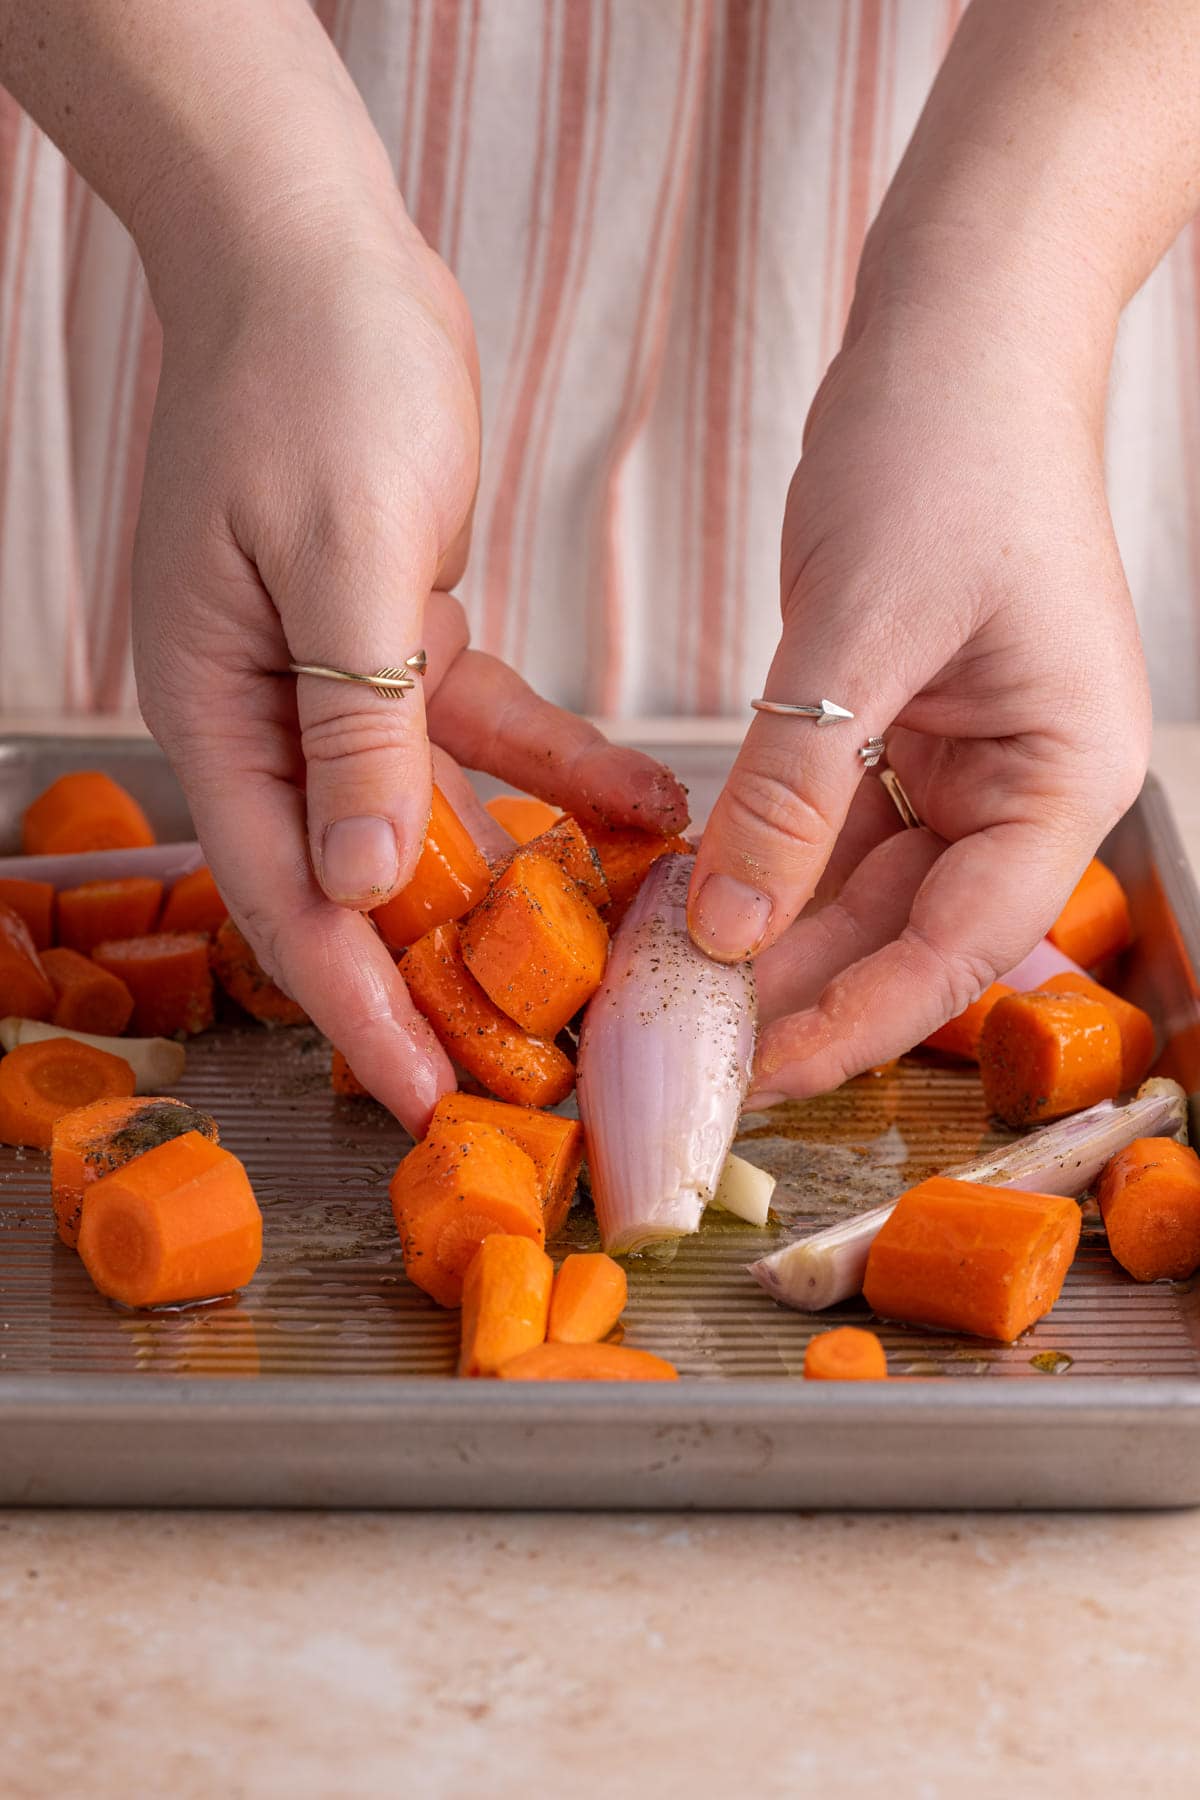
[
  {"xmin": 755, "ymin": 825, "xmax": 944, "ymax": 1023},
  {"xmin": 747, "ymin": 814, "xmax": 1088, "ymax": 1105},
  {"xmin": 427, "ymin": 648, "xmax": 690, "ymax": 833},
  {"xmin": 808, "ymin": 773, "xmax": 910, "ymax": 907}
]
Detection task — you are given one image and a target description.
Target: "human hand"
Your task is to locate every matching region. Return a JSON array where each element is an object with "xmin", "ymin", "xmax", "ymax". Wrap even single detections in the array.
[{"xmin": 688, "ymin": 297, "xmax": 1150, "ymax": 1102}]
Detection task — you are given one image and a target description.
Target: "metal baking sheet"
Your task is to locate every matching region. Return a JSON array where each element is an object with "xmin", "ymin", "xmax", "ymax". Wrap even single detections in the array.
[{"xmin": 2, "ymin": 735, "xmax": 1199, "ymax": 1508}]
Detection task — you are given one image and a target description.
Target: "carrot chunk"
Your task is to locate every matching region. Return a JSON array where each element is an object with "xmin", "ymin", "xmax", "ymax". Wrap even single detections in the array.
[
  {"xmin": 1048, "ymin": 858, "xmax": 1133, "ymax": 968},
  {"xmin": 547, "ymin": 1252, "xmax": 627, "ymax": 1345},
  {"xmin": 803, "ymin": 1326, "xmax": 888, "ymax": 1380},
  {"xmin": 0, "ymin": 900, "xmax": 55, "ymax": 1022},
  {"xmin": 331, "ymin": 1047, "xmax": 371, "ymax": 1097},
  {"xmin": 580, "ymin": 822, "xmax": 691, "ymax": 921},
  {"xmin": 0, "ymin": 1037, "xmax": 135, "ymax": 1150},
  {"xmin": 22, "ymin": 770, "xmax": 156, "ymax": 856},
  {"xmin": 458, "ymin": 1234, "xmax": 554, "ymax": 1376},
  {"xmin": 402, "ymin": 923, "xmax": 575, "ymax": 1108},
  {"xmin": 160, "ymin": 866, "xmax": 228, "ymax": 936},
  {"xmin": 389, "ymin": 1120, "xmax": 545, "ymax": 1308},
  {"xmin": 922, "ymin": 982, "xmax": 1015, "ymax": 1061},
  {"xmin": 92, "ymin": 932, "xmax": 214, "ymax": 1037},
  {"xmin": 41, "ymin": 946, "xmax": 134, "ymax": 1037},
  {"xmin": 56, "ymin": 877, "xmax": 163, "ymax": 954},
  {"xmin": 428, "ymin": 1093, "xmax": 584, "ymax": 1237},
  {"xmin": 51, "ymin": 1094, "xmax": 219, "ymax": 1249},
  {"xmin": 1037, "ymin": 972, "xmax": 1155, "ymax": 1092},
  {"xmin": 460, "ymin": 852, "xmax": 609, "ymax": 1038},
  {"xmin": 76, "ymin": 1131, "xmax": 262, "ymax": 1308},
  {"xmin": 1097, "ymin": 1137, "xmax": 1200, "ymax": 1282},
  {"xmin": 0, "ymin": 878, "xmax": 54, "ymax": 950},
  {"xmin": 485, "ymin": 794, "xmax": 562, "ymax": 844},
  {"xmin": 371, "ymin": 786, "xmax": 491, "ymax": 951},
  {"xmin": 978, "ymin": 989, "xmax": 1122, "ymax": 1127},
  {"xmin": 511, "ymin": 817, "xmax": 609, "ymax": 907},
  {"xmin": 211, "ymin": 917, "xmax": 307, "ymax": 1026},
  {"xmin": 863, "ymin": 1175, "xmax": 1082, "ymax": 1342},
  {"xmin": 497, "ymin": 1342, "xmax": 679, "ymax": 1381}
]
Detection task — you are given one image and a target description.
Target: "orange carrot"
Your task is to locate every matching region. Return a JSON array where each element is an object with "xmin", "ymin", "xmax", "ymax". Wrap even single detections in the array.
[
  {"xmin": 497, "ymin": 1341, "xmax": 678, "ymax": 1381},
  {"xmin": 579, "ymin": 821, "xmax": 691, "ymax": 920},
  {"xmin": 0, "ymin": 1037, "xmax": 135, "ymax": 1150},
  {"xmin": 511, "ymin": 816, "xmax": 609, "ymax": 907},
  {"xmin": 0, "ymin": 901, "xmax": 55, "ymax": 1022},
  {"xmin": 22, "ymin": 770, "xmax": 156, "ymax": 856},
  {"xmin": 458, "ymin": 1233, "xmax": 554, "ymax": 1376},
  {"xmin": 0, "ymin": 878, "xmax": 54, "ymax": 951},
  {"xmin": 50, "ymin": 1094, "xmax": 218, "ymax": 1248},
  {"xmin": 92, "ymin": 932, "xmax": 214, "ymax": 1037},
  {"xmin": 428, "ymin": 1093, "xmax": 584, "ymax": 1237},
  {"xmin": 1097, "ymin": 1137, "xmax": 1200, "ymax": 1282},
  {"xmin": 211, "ymin": 917, "xmax": 307, "ymax": 1026},
  {"xmin": 863, "ymin": 1175, "xmax": 1082, "ymax": 1342},
  {"xmin": 547, "ymin": 1252, "xmax": 628, "ymax": 1345},
  {"xmin": 371, "ymin": 785, "xmax": 491, "ymax": 951},
  {"xmin": 978, "ymin": 989, "xmax": 1122, "ymax": 1127},
  {"xmin": 923, "ymin": 982, "xmax": 1015, "ymax": 1061},
  {"xmin": 56, "ymin": 876, "xmax": 163, "ymax": 954},
  {"xmin": 460, "ymin": 851, "xmax": 609, "ymax": 1038},
  {"xmin": 331, "ymin": 1047, "xmax": 371, "ymax": 1097},
  {"xmin": 41, "ymin": 946, "xmax": 134, "ymax": 1036},
  {"xmin": 1037, "ymin": 972, "xmax": 1155, "ymax": 1092},
  {"xmin": 389, "ymin": 1119, "xmax": 545, "ymax": 1307},
  {"xmin": 484, "ymin": 794, "xmax": 562, "ymax": 843},
  {"xmin": 803, "ymin": 1326, "xmax": 888, "ymax": 1380},
  {"xmin": 160, "ymin": 866, "xmax": 228, "ymax": 936},
  {"xmin": 76, "ymin": 1131, "xmax": 262, "ymax": 1308},
  {"xmin": 402, "ymin": 923, "xmax": 575, "ymax": 1108},
  {"xmin": 1048, "ymin": 857, "xmax": 1133, "ymax": 968}
]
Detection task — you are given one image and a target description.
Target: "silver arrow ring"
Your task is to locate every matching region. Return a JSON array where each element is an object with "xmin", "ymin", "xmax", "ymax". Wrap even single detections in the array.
[{"xmin": 751, "ymin": 696, "xmax": 855, "ymax": 726}]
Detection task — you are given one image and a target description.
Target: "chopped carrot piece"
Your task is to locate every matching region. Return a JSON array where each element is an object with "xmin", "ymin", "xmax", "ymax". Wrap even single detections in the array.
[
  {"xmin": 803, "ymin": 1326, "xmax": 888, "ymax": 1380},
  {"xmin": 458, "ymin": 1234, "xmax": 554, "ymax": 1376},
  {"xmin": 56, "ymin": 877, "xmax": 163, "ymax": 955},
  {"xmin": 1048, "ymin": 858, "xmax": 1133, "ymax": 969},
  {"xmin": 497, "ymin": 1342, "xmax": 679, "ymax": 1381},
  {"xmin": 371, "ymin": 786, "xmax": 491, "ymax": 951},
  {"xmin": 460, "ymin": 852, "xmax": 609, "ymax": 1038},
  {"xmin": 76, "ymin": 1131, "xmax": 262, "ymax": 1308},
  {"xmin": 389, "ymin": 1119, "xmax": 545, "ymax": 1308},
  {"xmin": 923, "ymin": 982, "xmax": 1015, "ymax": 1061},
  {"xmin": 92, "ymin": 933, "xmax": 214, "ymax": 1037},
  {"xmin": 0, "ymin": 1037, "xmax": 135, "ymax": 1150},
  {"xmin": 41, "ymin": 946, "xmax": 134, "ymax": 1037},
  {"xmin": 428, "ymin": 1093, "xmax": 584, "ymax": 1237},
  {"xmin": 1097, "ymin": 1137, "xmax": 1200, "ymax": 1282},
  {"xmin": 402, "ymin": 923, "xmax": 575, "ymax": 1108},
  {"xmin": 863, "ymin": 1175, "xmax": 1082, "ymax": 1342},
  {"xmin": 579, "ymin": 822, "xmax": 691, "ymax": 921},
  {"xmin": 22, "ymin": 771, "xmax": 156, "ymax": 856},
  {"xmin": 51, "ymin": 1095, "xmax": 218, "ymax": 1249},
  {"xmin": 211, "ymin": 917, "xmax": 307, "ymax": 1026},
  {"xmin": 160, "ymin": 866, "xmax": 228, "ymax": 936},
  {"xmin": 484, "ymin": 794, "xmax": 562, "ymax": 843},
  {"xmin": 547, "ymin": 1252, "xmax": 627, "ymax": 1345},
  {"xmin": 978, "ymin": 989, "xmax": 1122, "ymax": 1127},
  {"xmin": 0, "ymin": 900, "xmax": 55, "ymax": 1022},
  {"xmin": 331, "ymin": 1047, "xmax": 371, "ymax": 1097},
  {"xmin": 1037, "ymin": 972, "xmax": 1155, "ymax": 1091},
  {"xmin": 511, "ymin": 817, "xmax": 609, "ymax": 907},
  {"xmin": 0, "ymin": 878, "xmax": 54, "ymax": 950}
]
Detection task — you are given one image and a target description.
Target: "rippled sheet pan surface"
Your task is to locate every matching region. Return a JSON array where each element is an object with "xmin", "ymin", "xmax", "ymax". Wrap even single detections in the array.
[{"xmin": 2, "ymin": 737, "xmax": 1200, "ymax": 1507}]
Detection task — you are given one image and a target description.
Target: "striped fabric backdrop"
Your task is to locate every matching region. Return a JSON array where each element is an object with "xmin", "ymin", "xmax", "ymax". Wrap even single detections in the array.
[{"xmin": 1, "ymin": 0, "xmax": 1197, "ymax": 720}]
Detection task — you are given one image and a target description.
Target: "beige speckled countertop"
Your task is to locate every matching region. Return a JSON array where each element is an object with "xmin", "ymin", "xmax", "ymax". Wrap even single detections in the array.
[{"xmin": 2, "ymin": 721, "xmax": 1198, "ymax": 1799}]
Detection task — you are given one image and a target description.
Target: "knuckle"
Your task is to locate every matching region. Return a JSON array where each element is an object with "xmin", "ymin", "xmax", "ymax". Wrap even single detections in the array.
[
  {"xmin": 301, "ymin": 707, "xmax": 412, "ymax": 771},
  {"xmin": 725, "ymin": 765, "xmax": 834, "ymax": 857}
]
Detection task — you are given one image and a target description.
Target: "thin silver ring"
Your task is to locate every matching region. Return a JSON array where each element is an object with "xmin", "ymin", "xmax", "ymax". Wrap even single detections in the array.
[
  {"xmin": 289, "ymin": 652, "xmax": 427, "ymax": 701},
  {"xmin": 750, "ymin": 696, "xmax": 855, "ymax": 726}
]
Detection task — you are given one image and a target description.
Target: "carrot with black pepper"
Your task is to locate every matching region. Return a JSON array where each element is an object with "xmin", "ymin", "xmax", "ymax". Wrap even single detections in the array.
[
  {"xmin": 93, "ymin": 932, "xmax": 215, "ymax": 1036},
  {"xmin": 211, "ymin": 917, "xmax": 306, "ymax": 1026},
  {"xmin": 389, "ymin": 1119, "xmax": 545, "ymax": 1307},
  {"xmin": 459, "ymin": 851, "xmax": 609, "ymax": 1038},
  {"xmin": 978, "ymin": 989, "xmax": 1122, "ymax": 1127},
  {"xmin": 579, "ymin": 821, "xmax": 691, "ymax": 923},
  {"xmin": 484, "ymin": 795, "xmax": 561, "ymax": 843},
  {"xmin": 371, "ymin": 785, "xmax": 491, "ymax": 950},
  {"xmin": 922, "ymin": 982, "xmax": 1014, "ymax": 1061},
  {"xmin": 1037, "ymin": 972, "xmax": 1155, "ymax": 1091},
  {"xmin": 428, "ymin": 1093, "xmax": 584, "ymax": 1237},
  {"xmin": 51, "ymin": 1094, "xmax": 218, "ymax": 1248}
]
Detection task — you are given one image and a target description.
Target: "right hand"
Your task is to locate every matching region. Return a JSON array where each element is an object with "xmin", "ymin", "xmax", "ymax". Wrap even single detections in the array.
[{"xmin": 134, "ymin": 208, "xmax": 686, "ymax": 1131}]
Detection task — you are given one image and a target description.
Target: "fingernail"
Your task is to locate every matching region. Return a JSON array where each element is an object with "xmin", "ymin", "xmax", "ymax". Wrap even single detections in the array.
[
  {"xmin": 321, "ymin": 816, "xmax": 399, "ymax": 905},
  {"xmin": 690, "ymin": 875, "xmax": 773, "ymax": 961}
]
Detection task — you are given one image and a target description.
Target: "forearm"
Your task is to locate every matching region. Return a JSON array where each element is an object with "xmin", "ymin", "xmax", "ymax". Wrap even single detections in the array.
[
  {"xmin": 852, "ymin": 0, "xmax": 1200, "ymax": 393},
  {"xmin": 0, "ymin": 1, "xmax": 407, "ymax": 324}
]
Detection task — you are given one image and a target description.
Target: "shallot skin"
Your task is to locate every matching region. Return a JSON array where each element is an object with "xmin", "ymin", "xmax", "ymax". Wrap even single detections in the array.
[{"xmin": 577, "ymin": 855, "xmax": 757, "ymax": 1256}]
